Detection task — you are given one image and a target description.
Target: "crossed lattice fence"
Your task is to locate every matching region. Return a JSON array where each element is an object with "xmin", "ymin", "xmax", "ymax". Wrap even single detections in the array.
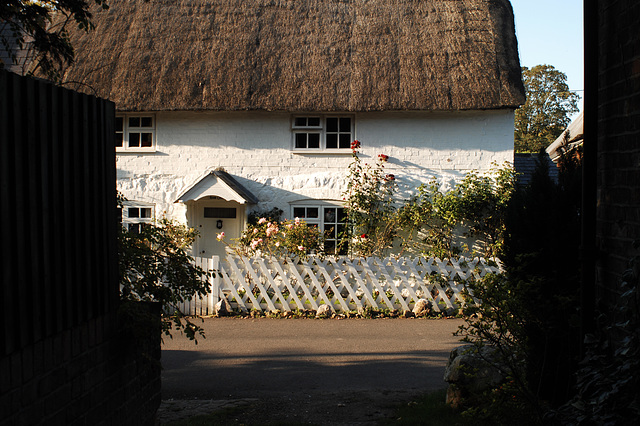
[{"xmin": 177, "ymin": 255, "xmax": 502, "ymax": 316}]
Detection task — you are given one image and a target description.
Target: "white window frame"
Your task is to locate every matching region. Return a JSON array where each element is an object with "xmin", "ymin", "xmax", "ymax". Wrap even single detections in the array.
[
  {"xmin": 291, "ymin": 115, "xmax": 354, "ymax": 153},
  {"xmin": 116, "ymin": 114, "xmax": 156, "ymax": 153},
  {"xmin": 121, "ymin": 201, "xmax": 155, "ymax": 233},
  {"xmin": 291, "ymin": 202, "xmax": 347, "ymax": 254}
]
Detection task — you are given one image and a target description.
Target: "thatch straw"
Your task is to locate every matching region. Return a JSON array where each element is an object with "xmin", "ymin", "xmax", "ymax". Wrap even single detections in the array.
[{"xmin": 60, "ymin": 0, "xmax": 524, "ymax": 112}]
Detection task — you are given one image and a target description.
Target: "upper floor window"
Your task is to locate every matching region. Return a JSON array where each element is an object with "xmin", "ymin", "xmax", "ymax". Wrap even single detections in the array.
[
  {"xmin": 116, "ymin": 114, "xmax": 155, "ymax": 152},
  {"xmin": 292, "ymin": 115, "xmax": 353, "ymax": 152}
]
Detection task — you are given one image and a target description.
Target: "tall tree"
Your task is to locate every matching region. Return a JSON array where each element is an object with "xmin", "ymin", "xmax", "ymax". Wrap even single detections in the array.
[
  {"xmin": 0, "ymin": 1, "xmax": 108, "ymax": 81},
  {"xmin": 514, "ymin": 64, "xmax": 580, "ymax": 153}
]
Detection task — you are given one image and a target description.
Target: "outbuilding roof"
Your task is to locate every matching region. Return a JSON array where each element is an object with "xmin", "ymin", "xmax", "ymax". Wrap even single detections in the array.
[
  {"xmin": 60, "ymin": 0, "xmax": 525, "ymax": 112},
  {"xmin": 547, "ymin": 111, "xmax": 584, "ymax": 163}
]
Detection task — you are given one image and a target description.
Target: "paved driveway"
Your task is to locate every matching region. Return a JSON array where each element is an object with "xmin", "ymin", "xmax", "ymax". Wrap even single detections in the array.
[{"xmin": 161, "ymin": 317, "xmax": 465, "ymax": 400}]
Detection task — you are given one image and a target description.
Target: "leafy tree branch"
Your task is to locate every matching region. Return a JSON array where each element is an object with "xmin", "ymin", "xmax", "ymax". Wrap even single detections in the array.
[
  {"xmin": 1, "ymin": 0, "xmax": 109, "ymax": 80},
  {"xmin": 515, "ymin": 65, "xmax": 580, "ymax": 153}
]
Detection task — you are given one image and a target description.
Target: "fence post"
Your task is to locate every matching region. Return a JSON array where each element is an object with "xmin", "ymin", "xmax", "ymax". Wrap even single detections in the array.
[{"xmin": 209, "ymin": 256, "xmax": 221, "ymax": 314}]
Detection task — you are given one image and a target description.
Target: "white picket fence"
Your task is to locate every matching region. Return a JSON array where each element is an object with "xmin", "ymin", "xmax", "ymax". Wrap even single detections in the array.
[{"xmin": 175, "ymin": 255, "xmax": 502, "ymax": 316}]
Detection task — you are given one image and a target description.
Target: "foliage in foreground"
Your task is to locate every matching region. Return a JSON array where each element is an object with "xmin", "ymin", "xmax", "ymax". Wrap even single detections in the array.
[
  {"xmin": 118, "ymin": 216, "xmax": 210, "ymax": 342},
  {"xmin": 456, "ymin": 274, "xmax": 543, "ymax": 424},
  {"xmin": 551, "ymin": 254, "xmax": 640, "ymax": 425},
  {"xmin": 452, "ymin": 152, "xmax": 582, "ymax": 423}
]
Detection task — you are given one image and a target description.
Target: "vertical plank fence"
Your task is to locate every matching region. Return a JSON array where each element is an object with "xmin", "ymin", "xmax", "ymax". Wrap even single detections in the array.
[{"xmin": 1, "ymin": 70, "xmax": 117, "ymax": 356}]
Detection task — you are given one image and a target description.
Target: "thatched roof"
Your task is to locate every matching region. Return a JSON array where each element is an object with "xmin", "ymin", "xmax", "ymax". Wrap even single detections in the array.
[{"xmin": 60, "ymin": 0, "xmax": 524, "ymax": 112}]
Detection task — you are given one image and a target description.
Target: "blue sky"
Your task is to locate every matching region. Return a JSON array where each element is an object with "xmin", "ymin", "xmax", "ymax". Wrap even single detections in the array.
[{"xmin": 510, "ymin": 0, "xmax": 584, "ymax": 112}]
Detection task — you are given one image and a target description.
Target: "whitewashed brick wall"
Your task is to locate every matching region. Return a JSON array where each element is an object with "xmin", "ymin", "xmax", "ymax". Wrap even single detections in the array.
[{"xmin": 116, "ymin": 110, "xmax": 514, "ymax": 222}]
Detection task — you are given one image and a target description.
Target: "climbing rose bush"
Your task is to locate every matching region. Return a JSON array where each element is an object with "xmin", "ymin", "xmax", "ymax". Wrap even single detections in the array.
[
  {"xmin": 341, "ymin": 140, "xmax": 398, "ymax": 257},
  {"xmin": 218, "ymin": 216, "xmax": 323, "ymax": 258}
]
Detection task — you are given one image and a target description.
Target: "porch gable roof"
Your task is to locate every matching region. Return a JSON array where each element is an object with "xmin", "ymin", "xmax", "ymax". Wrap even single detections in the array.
[{"xmin": 176, "ymin": 170, "xmax": 259, "ymax": 204}]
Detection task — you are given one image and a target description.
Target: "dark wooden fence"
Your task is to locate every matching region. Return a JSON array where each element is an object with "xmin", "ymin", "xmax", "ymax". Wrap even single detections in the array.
[
  {"xmin": 1, "ymin": 70, "xmax": 118, "ymax": 356},
  {"xmin": 0, "ymin": 72, "xmax": 159, "ymax": 426}
]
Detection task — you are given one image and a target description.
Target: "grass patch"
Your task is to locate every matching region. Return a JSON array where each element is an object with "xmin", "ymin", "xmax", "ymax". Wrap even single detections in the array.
[
  {"xmin": 382, "ymin": 389, "xmax": 544, "ymax": 426},
  {"xmin": 381, "ymin": 389, "xmax": 470, "ymax": 426}
]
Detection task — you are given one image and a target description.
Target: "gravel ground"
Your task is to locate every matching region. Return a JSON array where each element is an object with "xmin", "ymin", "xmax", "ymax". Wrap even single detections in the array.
[{"xmin": 158, "ymin": 317, "xmax": 463, "ymax": 425}]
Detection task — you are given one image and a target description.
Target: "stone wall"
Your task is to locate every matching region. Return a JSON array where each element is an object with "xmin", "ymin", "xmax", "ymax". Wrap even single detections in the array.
[{"xmin": 115, "ymin": 109, "xmax": 515, "ymax": 222}]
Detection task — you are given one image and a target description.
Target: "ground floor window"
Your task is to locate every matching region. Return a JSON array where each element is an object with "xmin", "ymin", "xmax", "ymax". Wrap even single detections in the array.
[
  {"xmin": 120, "ymin": 201, "xmax": 155, "ymax": 233},
  {"xmin": 292, "ymin": 204, "xmax": 347, "ymax": 254}
]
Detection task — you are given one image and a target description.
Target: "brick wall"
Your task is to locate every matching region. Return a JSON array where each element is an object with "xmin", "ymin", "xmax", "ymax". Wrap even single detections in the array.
[
  {"xmin": 595, "ymin": 0, "xmax": 640, "ymax": 290},
  {"xmin": 1, "ymin": 311, "xmax": 161, "ymax": 426}
]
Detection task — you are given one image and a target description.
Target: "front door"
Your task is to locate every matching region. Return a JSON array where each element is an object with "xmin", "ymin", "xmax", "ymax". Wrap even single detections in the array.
[{"xmin": 191, "ymin": 199, "xmax": 244, "ymax": 259}]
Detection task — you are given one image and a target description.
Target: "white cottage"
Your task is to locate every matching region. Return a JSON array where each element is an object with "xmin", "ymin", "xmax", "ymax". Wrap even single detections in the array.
[{"xmin": 61, "ymin": 0, "xmax": 525, "ymax": 258}]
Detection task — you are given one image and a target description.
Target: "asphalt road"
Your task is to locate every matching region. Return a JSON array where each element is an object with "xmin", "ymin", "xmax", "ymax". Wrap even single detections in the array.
[{"xmin": 161, "ymin": 317, "xmax": 465, "ymax": 400}]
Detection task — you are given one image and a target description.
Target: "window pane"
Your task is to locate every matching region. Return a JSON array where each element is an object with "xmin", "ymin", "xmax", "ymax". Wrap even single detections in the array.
[
  {"xmin": 324, "ymin": 240, "xmax": 336, "ymax": 255},
  {"xmin": 324, "ymin": 208, "xmax": 337, "ymax": 223},
  {"xmin": 141, "ymin": 133, "xmax": 153, "ymax": 147},
  {"xmin": 339, "ymin": 133, "xmax": 351, "ymax": 149},
  {"xmin": 129, "ymin": 117, "xmax": 140, "ymax": 127},
  {"xmin": 339, "ymin": 117, "xmax": 351, "ymax": 132},
  {"xmin": 128, "ymin": 208, "xmax": 139, "ymax": 218},
  {"xmin": 140, "ymin": 208, "xmax": 152, "ymax": 218},
  {"xmin": 116, "ymin": 117, "xmax": 123, "ymax": 131},
  {"xmin": 307, "ymin": 207, "xmax": 319, "ymax": 218},
  {"xmin": 308, "ymin": 117, "xmax": 320, "ymax": 126},
  {"xmin": 129, "ymin": 133, "xmax": 140, "ymax": 147},
  {"xmin": 115, "ymin": 133, "xmax": 123, "ymax": 147},
  {"xmin": 308, "ymin": 133, "xmax": 320, "ymax": 148},
  {"xmin": 337, "ymin": 208, "xmax": 347, "ymax": 222},
  {"xmin": 129, "ymin": 223, "xmax": 141, "ymax": 234},
  {"xmin": 204, "ymin": 207, "xmax": 237, "ymax": 218},
  {"xmin": 295, "ymin": 133, "xmax": 307, "ymax": 149},
  {"xmin": 293, "ymin": 207, "xmax": 306, "ymax": 218},
  {"xmin": 326, "ymin": 134, "xmax": 337, "ymax": 149},
  {"xmin": 141, "ymin": 117, "xmax": 153, "ymax": 127},
  {"xmin": 294, "ymin": 117, "xmax": 307, "ymax": 127},
  {"xmin": 326, "ymin": 117, "xmax": 338, "ymax": 132}
]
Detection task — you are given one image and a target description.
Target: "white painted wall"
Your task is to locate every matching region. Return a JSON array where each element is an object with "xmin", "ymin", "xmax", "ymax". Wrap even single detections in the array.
[{"xmin": 116, "ymin": 110, "xmax": 514, "ymax": 223}]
